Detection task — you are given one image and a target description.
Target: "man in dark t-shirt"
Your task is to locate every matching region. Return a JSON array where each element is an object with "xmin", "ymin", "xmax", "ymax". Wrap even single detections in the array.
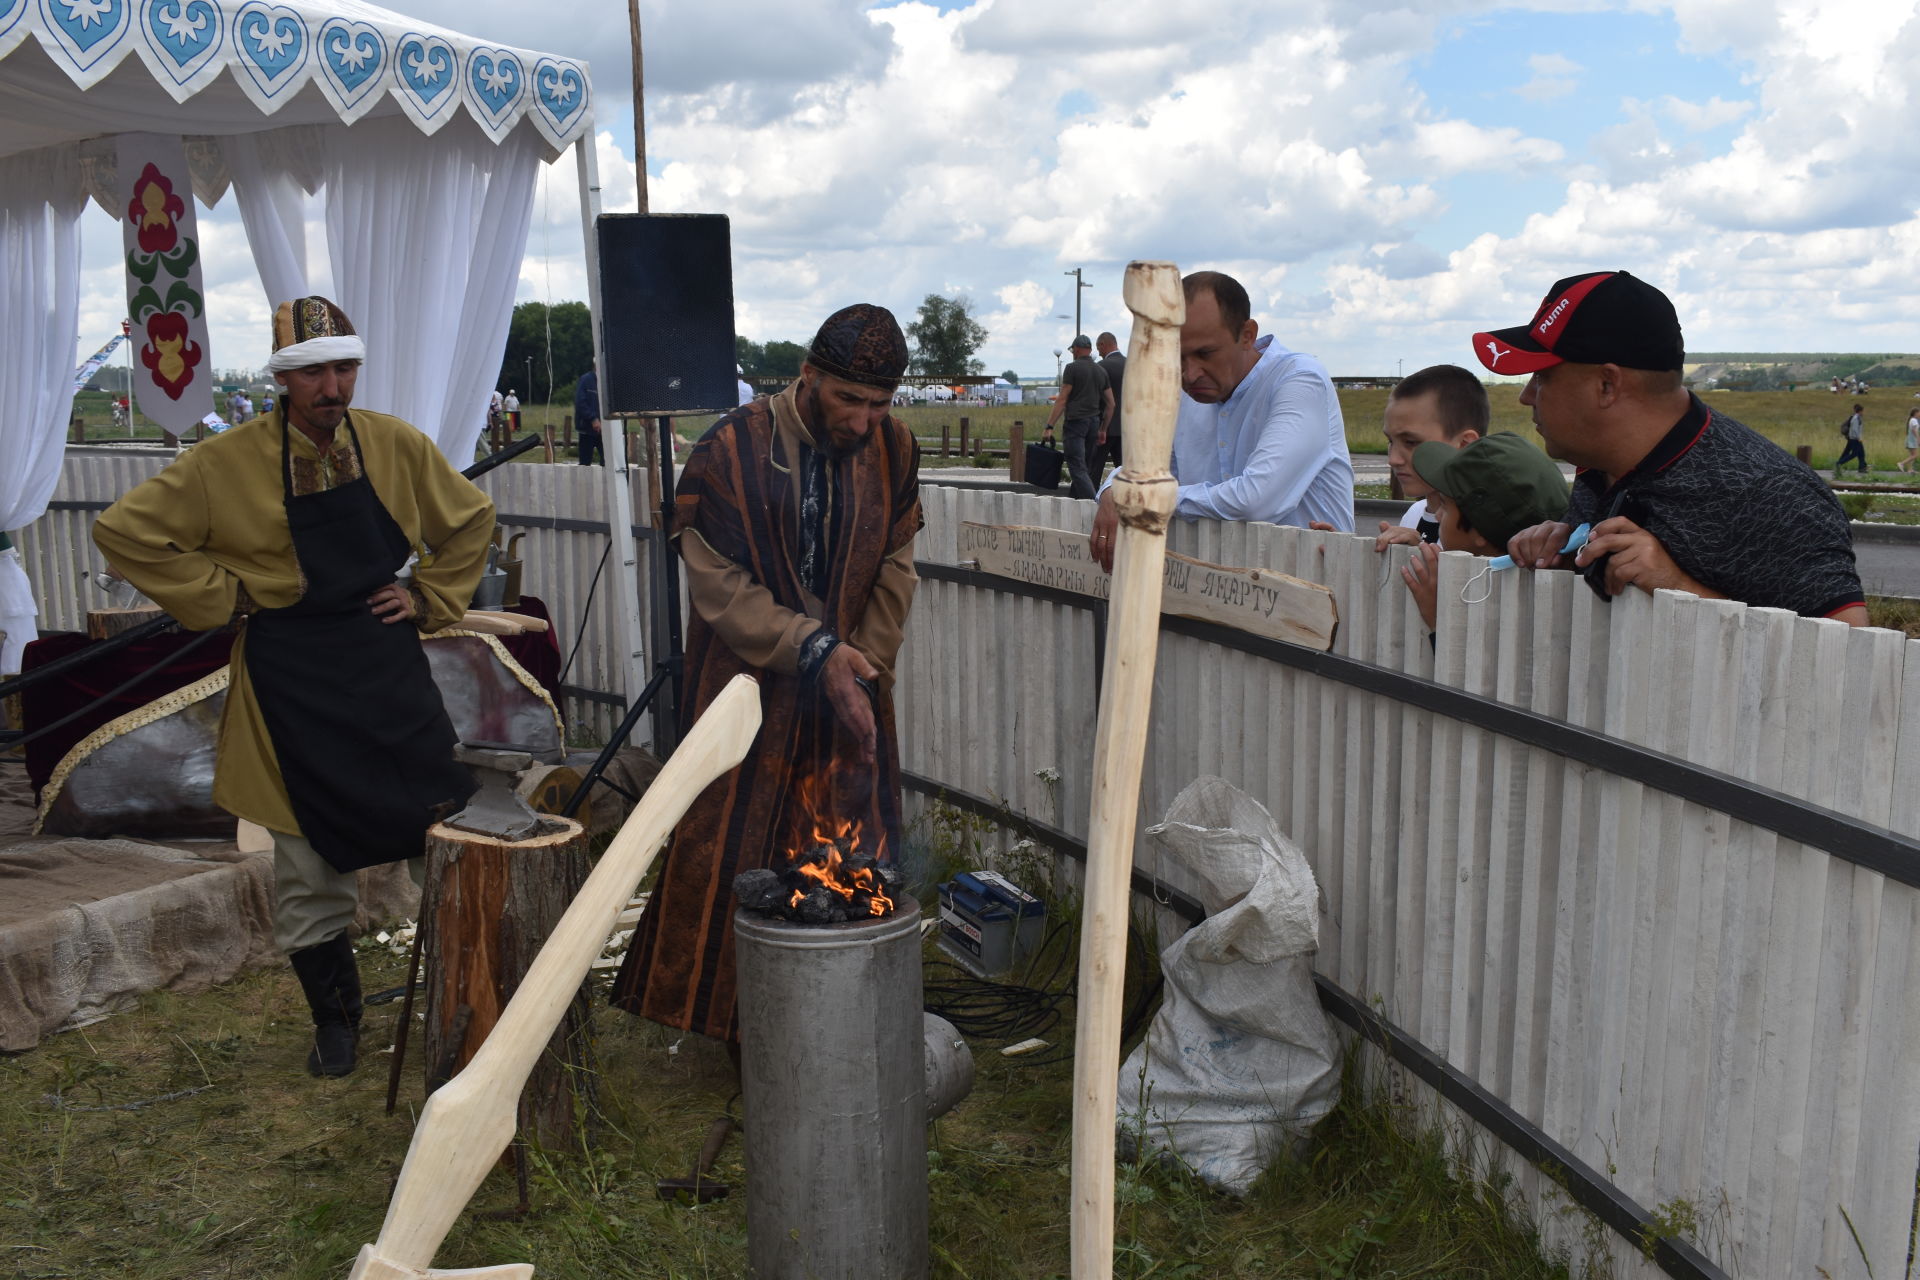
[
  {"xmin": 1479, "ymin": 271, "xmax": 1866, "ymax": 623},
  {"xmin": 1096, "ymin": 331, "xmax": 1126, "ymax": 471},
  {"xmin": 1047, "ymin": 334, "xmax": 1114, "ymax": 500}
]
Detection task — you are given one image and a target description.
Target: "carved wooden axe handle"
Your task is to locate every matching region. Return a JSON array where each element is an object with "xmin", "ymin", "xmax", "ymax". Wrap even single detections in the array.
[{"xmin": 348, "ymin": 674, "xmax": 763, "ymax": 1280}]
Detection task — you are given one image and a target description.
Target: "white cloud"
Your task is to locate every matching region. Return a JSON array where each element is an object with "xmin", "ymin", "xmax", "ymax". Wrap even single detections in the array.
[
  {"xmin": 1514, "ymin": 52, "xmax": 1582, "ymax": 102},
  {"xmin": 1658, "ymin": 94, "xmax": 1753, "ymax": 131},
  {"xmin": 40, "ymin": 0, "xmax": 1920, "ymax": 388}
]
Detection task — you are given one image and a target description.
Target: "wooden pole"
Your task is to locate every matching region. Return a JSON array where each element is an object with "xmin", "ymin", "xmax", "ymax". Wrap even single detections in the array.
[
  {"xmin": 1068, "ymin": 262, "xmax": 1183, "ymax": 1280},
  {"xmin": 627, "ymin": 0, "xmax": 648, "ymax": 214},
  {"xmin": 1008, "ymin": 421, "xmax": 1025, "ymax": 482},
  {"xmin": 941, "ymin": 422, "xmax": 950, "ymax": 458},
  {"xmin": 347, "ymin": 675, "xmax": 762, "ymax": 1280}
]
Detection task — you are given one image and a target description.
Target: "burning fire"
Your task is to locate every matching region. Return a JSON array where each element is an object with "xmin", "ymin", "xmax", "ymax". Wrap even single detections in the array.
[{"xmin": 733, "ymin": 772, "xmax": 898, "ymax": 923}]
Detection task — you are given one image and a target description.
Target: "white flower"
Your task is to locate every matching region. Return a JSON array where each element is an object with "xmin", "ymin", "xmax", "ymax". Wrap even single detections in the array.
[
  {"xmin": 61, "ymin": 0, "xmax": 113, "ymax": 30},
  {"xmin": 157, "ymin": 2, "xmax": 205, "ymax": 45},
  {"xmin": 248, "ymin": 15, "xmax": 295, "ymax": 60}
]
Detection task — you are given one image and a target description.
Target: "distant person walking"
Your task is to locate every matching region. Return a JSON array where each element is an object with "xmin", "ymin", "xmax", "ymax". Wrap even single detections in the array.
[
  {"xmin": 1837, "ymin": 402, "xmax": 1868, "ymax": 474},
  {"xmin": 503, "ymin": 388, "xmax": 521, "ymax": 433},
  {"xmin": 1096, "ymin": 331, "xmax": 1126, "ymax": 472},
  {"xmin": 574, "ymin": 368, "xmax": 603, "ymax": 466},
  {"xmin": 1903, "ymin": 408, "xmax": 1919, "ymax": 474}
]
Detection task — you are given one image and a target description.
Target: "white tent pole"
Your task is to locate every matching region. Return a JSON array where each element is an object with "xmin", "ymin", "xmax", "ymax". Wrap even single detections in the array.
[{"xmin": 576, "ymin": 117, "xmax": 650, "ymax": 720}]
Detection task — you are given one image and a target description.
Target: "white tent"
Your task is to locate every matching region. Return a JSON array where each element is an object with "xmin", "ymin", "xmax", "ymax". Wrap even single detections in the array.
[{"xmin": 0, "ymin": 0, "xmax": 640, "ymax": 686}]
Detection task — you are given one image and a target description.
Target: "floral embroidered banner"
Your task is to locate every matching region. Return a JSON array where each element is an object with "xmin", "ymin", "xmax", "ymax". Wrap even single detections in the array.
[{"xmin": 118, "ymin": 132, "xmax": 214, "ymax": 433}]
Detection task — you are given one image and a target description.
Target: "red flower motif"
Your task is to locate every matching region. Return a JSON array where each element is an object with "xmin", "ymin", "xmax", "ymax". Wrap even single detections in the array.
[
  {"xmin": 127, "ymin": 163, "xmax": 186, "ymax": 256},
  {"xmin": 141, "ymin": 312, "xmax": 202, "ymax": 400}
]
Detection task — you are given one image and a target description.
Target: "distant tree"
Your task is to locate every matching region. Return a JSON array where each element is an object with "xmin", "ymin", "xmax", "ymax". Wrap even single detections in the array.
[
  {"xmin": 735, "ymin": 337, "xmax": 806, "ymax": 378},
  {"xmin": 1000, "ymin": 368, "xmax": 1021, "ymax": 383},
  {"xmin": 907, "ymin": 294, "xmax": 987, "ymax": 377},
  {"xmin": 499, "ymin": 301, "xmax": 594, "ymax": 404},
  {"xmin": 762, "ymin": 340, "xmax": 807, "ymax": 377}
]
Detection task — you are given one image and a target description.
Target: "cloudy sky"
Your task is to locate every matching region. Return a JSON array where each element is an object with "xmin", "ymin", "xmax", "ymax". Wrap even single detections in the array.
[{"xmin": 72, "ymin": 0, "xmax": 1920, "ymax": 381}]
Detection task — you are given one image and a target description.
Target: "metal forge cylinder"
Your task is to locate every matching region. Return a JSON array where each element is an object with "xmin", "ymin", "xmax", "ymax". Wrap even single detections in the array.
[{"xmin": 735, "ymin": 898, "xmax": 928, "ymax": 1280}]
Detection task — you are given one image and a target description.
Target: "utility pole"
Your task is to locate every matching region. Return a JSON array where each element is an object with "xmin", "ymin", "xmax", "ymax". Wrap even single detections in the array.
[
  {"xmin": 628, "ymin": 0, "xmax": 648, "ymax": 212},
  {"xmin": 1063, "ymin": 268, "xmax": 1091, "ymax": 337}
]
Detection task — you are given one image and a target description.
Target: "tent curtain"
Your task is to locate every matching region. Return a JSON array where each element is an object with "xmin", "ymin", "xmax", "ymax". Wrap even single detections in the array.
[
  {"xmin": 324, "ymin": 115, "xmax": 542, "ymax": 463},
  {"xmin": 0, "ymin": 146, "xmax": 85, "ymax": 674},
  {"xmin": 224, "ymin": 127, "xmax": 326, "ymax": 308}
]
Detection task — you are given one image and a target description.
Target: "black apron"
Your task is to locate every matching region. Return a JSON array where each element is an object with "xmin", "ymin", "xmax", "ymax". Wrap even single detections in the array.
[{"xmin": 245, "ymin": 414, "xmax": 475, "ymax": 871}]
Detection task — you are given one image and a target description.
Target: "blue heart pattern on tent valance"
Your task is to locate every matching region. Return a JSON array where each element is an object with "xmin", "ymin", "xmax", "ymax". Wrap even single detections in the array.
[
  {"xmin": 39, "ymin": 0, "xmax": 132, "ymax": 72},
  {"xmin": 396, "ymin": 30, "xmax": 455, "ymax": 124},
  {"xmin": 140, "ymin": 0, "xmax": 221, "ymax": 87},
  {"xmin": 465, "ymin": 46, "xmax": 523, "ymax": 129},
  {"xmin": 319, "ymin": 16, "xmax": 380, "ymax": 95},
  {"xmin": 234, "ymin": 1, "xmax": 304, "ymax": 99},
  {"xmin": 12, "ymin": 0, "xmax": 593, "ymax": 146},
  {"xmin": 534, "ymin": 57, "xmax": 585, "ymax": 135}
]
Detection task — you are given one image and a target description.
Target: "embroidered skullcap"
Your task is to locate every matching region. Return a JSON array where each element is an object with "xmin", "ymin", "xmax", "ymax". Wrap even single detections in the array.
[
  {"xmin": 804, "ymin": 303, "xmax": 909, "ymax": 391},
  {"xmin": 267, "ymin": 296, "xmax": 366, "ymax": 373}
]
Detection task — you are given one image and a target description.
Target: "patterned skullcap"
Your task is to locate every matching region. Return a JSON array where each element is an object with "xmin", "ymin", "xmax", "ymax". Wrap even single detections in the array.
[
  {"xmin": 804, "ymin": 303, "xmax": 909, "ymax": 390},
  {"xmin": 268, "ymin": 296, "xmax": 365, "ymax": 372}
]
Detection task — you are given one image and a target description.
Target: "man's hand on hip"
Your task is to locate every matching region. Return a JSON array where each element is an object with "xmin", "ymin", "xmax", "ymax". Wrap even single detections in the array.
[
  {"xmin": 368, "ymin": 582, "xmax": 415, "ymax": 624},
  {"xmin": 821, "ymin": 643, "xmax": 879, "ymax": 763},
  {"xmin": 1090, "ymin": 490, "xmax": 1120, "ymax": 572}
]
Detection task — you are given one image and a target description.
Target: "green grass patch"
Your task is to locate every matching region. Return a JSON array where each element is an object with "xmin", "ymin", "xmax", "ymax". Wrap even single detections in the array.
[{"xmin": 0, "ymin": 928, "xmax": 1587, "ymax": 1278}]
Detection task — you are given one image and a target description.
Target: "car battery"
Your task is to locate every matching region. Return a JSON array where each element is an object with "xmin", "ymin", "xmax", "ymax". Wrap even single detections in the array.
[{"xmin": 936, "ymin": 870, "xmax": 1046, "ymax": 978}]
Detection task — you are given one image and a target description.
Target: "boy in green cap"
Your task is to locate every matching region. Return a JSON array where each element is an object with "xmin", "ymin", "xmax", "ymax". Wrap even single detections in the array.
[{"xmin": 1399, "ymin": 431, "xmax": 1569, "ymax": 631}]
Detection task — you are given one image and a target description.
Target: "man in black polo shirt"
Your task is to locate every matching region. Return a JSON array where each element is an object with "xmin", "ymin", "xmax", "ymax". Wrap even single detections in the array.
[
  {"xmin": 1482, "ymin": 270, "xmax": 1866, "ymax": 624},
  {"xmin": 1047, "ymin": 334, "xmax": 1115, "ymax": 499}
]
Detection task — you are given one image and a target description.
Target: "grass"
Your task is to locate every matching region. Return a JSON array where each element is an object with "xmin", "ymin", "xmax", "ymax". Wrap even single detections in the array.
[{"xmin": 0, "ymin": 919, "xmax": 1586, "ymax": 1279}]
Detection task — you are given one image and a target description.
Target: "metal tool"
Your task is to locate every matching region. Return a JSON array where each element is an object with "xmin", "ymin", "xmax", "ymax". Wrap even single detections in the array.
[
  {"xmin": 445, "ymin": 742, "xmax": 555, "ymax": 842},
  {"xmin": 656, "ymin": 1116, "xmax": 734, "ymax": 1204}
]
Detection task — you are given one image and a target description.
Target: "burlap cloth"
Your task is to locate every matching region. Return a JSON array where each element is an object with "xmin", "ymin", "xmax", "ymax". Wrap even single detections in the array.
[{"xmin": 0, "ymin": 760, "xmax": 417, "ymax": 1052}]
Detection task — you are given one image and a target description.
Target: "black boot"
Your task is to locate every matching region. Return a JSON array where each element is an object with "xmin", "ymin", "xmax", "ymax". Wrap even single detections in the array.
[{"xmin": 288, "ymin": 933, "xmax": 363, "ymax": 1077}]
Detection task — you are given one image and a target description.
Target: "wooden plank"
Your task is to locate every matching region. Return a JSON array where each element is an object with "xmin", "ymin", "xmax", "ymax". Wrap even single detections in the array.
[
  {"xmin": 1750, "ymin": 615, "xmax": 1850, "ymax": 1272},
  {"xmin": 960, "ymin": 521, "xmax": 1336, "ymax": 651},
  {"xmin": 1418, "ymin": 551, "xmax": 1474, "ymax": 1058}
]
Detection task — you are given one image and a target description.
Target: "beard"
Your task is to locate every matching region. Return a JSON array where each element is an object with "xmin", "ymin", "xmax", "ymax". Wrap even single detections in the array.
[{"xmin": 806, "ymin": 385, "xmax": 874, "ymax": 458}]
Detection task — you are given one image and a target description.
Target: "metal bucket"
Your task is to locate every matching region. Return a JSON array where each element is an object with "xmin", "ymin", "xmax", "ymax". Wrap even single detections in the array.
[{"xmin": 735, "ymin": 899, "xmax": 928, "ymax": 1280}]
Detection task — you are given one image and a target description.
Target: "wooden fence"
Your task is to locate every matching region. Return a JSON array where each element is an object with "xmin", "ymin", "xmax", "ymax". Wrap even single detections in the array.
[{"xmin": 897, "ymin": 484, "xmax": 1920, "ymax": 1280}]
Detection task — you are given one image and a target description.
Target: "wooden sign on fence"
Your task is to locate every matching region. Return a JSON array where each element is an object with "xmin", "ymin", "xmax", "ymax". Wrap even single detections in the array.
[{"xmin": 959, "ymin": 521, "xmax": 1338, "ymax": 651}]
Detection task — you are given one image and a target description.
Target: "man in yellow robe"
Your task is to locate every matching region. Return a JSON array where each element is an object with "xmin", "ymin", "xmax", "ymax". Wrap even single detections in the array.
[{"xmin": 94, "ymin": 297, "xmax": 494, "ymax": 1076}]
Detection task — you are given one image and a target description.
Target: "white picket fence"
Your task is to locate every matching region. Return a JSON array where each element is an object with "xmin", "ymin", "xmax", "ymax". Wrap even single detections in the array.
[
  {"xmin": 897, "ymin": 484, "xmax": 1920, "ymax": 1280},
  {"xmin": 14, "ymin": 450, "xmax": 657, "ymax": 744}
]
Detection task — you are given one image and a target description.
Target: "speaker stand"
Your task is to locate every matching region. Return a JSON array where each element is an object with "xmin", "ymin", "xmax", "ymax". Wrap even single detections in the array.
[
  {"xmin": 651, "ymin": 413, "xmax": 685, "ymax": 753},
  {"xmin": 560, "ymin": 413, "xmax": 684, "ymax": 820}
]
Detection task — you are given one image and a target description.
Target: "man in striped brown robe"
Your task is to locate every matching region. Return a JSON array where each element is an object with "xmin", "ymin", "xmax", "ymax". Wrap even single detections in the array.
[{"xmin": 611, "ymin": 303, "xmax": 922, "ymax": 1043}]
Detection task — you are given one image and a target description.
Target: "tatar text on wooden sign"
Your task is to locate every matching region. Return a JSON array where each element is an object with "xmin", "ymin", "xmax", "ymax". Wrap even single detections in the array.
[{"xmin": 958, "ymin": 522, "xmax": 1337, "ymax": 652}]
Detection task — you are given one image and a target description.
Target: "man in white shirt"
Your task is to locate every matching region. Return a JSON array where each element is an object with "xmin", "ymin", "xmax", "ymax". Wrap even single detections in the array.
[{"xmin": 1089, "ymin": 270, "xmax": 1353, "ymax": 569}]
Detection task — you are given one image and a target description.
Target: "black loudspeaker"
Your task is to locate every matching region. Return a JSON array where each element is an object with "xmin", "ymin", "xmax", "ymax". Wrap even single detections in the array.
[{"xmin": 595, "ymin": 213, "xmax": 737, "ymax": 416}]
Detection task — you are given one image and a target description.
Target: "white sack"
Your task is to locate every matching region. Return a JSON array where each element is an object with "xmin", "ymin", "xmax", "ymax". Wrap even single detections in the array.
[{"xmin": 1116, "ymin": 776, "xmax": 1341, "ymax": 1196}]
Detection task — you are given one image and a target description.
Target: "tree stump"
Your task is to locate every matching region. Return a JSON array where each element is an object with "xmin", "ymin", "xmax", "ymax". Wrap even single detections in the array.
[{"xmin": 420, "ymin": 816, "xmax": 595, "ymax": 1152}]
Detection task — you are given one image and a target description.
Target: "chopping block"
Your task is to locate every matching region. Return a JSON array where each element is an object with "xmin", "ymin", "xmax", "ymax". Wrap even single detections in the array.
[{"xmin": 419, "ymin": 743, "xmax": 595, "ymax": 1152}]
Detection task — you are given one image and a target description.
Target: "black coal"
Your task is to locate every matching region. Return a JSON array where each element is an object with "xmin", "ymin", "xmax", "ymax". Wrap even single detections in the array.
[{"xmin": 734, "ymin": 840, "xmax": 905, "ymax": 924}]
